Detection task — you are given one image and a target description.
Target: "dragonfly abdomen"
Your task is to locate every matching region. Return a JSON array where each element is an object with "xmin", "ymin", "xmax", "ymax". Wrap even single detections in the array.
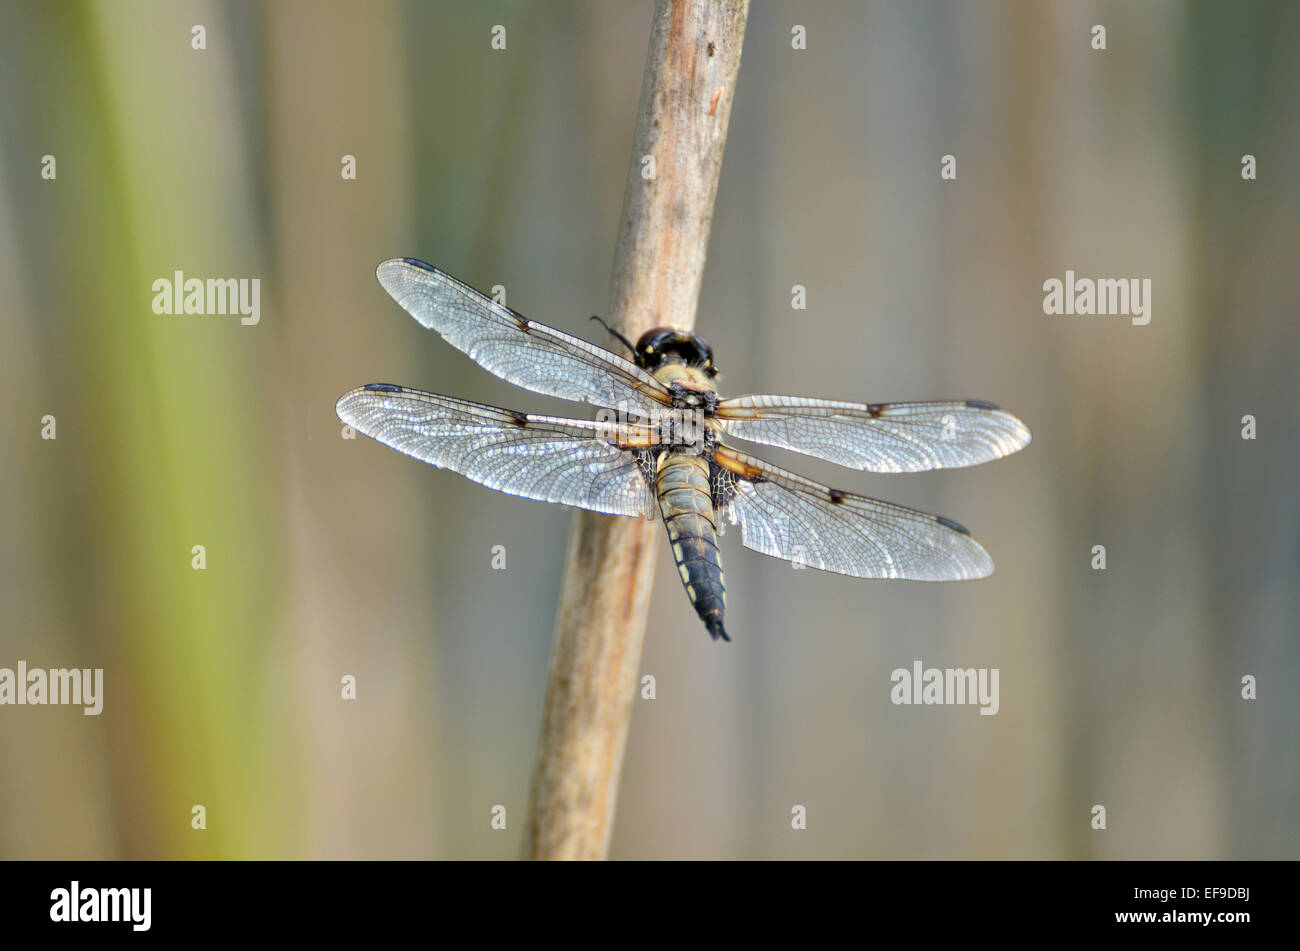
[{"xmin": 656, "ymin": 453, "xmax": 729, "ymax": 642}]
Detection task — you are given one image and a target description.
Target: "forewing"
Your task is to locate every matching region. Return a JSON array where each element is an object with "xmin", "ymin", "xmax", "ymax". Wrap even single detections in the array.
[
  {"xmin": 712, "ymin": 445, "xmax": 994, "ymax": 580},
  {"xmin": 715, "ymin": 396, "xmax": 1031, "ymax": 472},
  {"xmin": 337, "ymin": 384, "xmax": 658, "ymax": 518},
  {"xmin": 376, "ymin": 258, "xmax": 672, "ymax": 415}
]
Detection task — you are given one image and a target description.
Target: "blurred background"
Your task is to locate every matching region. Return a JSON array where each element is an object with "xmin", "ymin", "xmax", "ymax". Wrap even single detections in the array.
[{"xmin": 0, "ymin": 0, "xmax": 1296, "ymax": 860}]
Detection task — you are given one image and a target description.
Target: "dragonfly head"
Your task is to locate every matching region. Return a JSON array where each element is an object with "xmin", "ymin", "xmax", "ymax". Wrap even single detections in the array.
[{"xmin": 634, "ymin": 328, "xmax": 717, "ymax": 377}]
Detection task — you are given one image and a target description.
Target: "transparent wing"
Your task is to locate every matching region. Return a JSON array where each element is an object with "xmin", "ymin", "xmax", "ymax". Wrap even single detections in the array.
[
  {"xmin": 337, "ymin": 383, "xmax": 658, "ymax": 518},
  {"xmin": 375, "ymin": 258, "xmax": 673, "ymax": 415},
  {"xmin": 713, "ymin": 444, "xmax": 994, "ymax": 580},
  {"xmin": 715, "ymin": 396, "xmax": 1031, "ymax": 472}
]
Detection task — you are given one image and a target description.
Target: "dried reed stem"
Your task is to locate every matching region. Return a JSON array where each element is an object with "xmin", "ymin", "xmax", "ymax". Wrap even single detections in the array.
[{"xmin": 522, "ymin": 0, "xmax": 748, "ymax": 860}]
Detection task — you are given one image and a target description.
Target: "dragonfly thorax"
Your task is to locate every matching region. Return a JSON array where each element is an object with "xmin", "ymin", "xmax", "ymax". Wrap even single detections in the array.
[{"xmin": 653, "ymin": 408, "xmax": 716, "ymax": 455}]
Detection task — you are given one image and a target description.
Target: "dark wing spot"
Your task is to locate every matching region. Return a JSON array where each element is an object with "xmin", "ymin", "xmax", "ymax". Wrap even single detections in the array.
[
  {"xmin": 505, "ymin": 409, "xmax": 530, "ymax": 426},
  {"xmin": 965, "ymin": 399, "xmax": 999, "ymax": 410},
  {"xmin": 935, "ymin": 515, "xmax": 971, "ymax": 536},
  {"xmin": 828, "ymin": 488, "xmax": 848, "ymax": 504},
  {"xmin": 866, "ymin": 403, "xmax": 884, "ymax": 416},
  {"xmin": 515, "ymin": 317, "xmax": 531, "ymax": 332},
  {"xmin": 364, "ymin": 383, "xmax": 404, "ymax": 393}
]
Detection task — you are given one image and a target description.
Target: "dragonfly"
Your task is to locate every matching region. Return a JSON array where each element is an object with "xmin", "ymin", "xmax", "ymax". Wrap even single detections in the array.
[{"xmin": 337, "ymin": 259, "xmax": 1031, "ymax": 643}]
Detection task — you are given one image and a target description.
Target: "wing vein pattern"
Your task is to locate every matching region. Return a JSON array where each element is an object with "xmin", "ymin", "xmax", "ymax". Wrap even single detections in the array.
[
  {"xmin": 376, "ymin": 258, "xmax": 671, "ymax": 415},
  {"xmin": 337, "ymin": 385, "xmax": 656, "ymax": 518},
  {"xmin": 716, "ymin": 396, "xmax": 1031, "ymax": 472},
  {"xmin": 714, "ymin": 445, "xmax": 993, "ymax": 580}
]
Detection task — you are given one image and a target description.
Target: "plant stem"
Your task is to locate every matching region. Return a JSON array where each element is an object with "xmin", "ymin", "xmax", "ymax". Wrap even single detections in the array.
[{"xmin": 522, "ymin": 0, "xmax": 749, "ymax": 861}]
